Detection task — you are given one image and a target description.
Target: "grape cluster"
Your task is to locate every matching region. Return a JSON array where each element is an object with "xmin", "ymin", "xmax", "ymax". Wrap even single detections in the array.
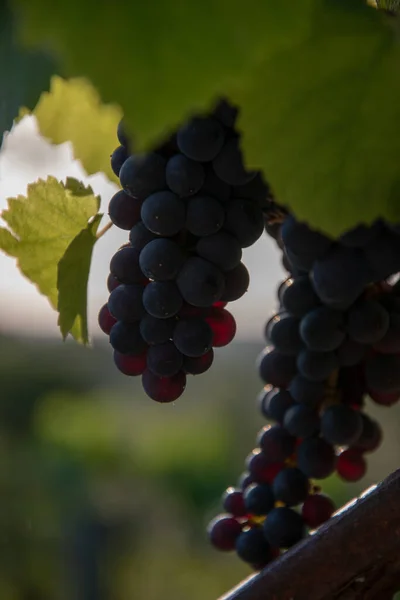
[
  {"xmin": 208, "ymin": 211, "xmax": 400, "ymax": 569},
  {"xmin": 98, "ymin": 100, "xmax": 269, "ymax": 401}
]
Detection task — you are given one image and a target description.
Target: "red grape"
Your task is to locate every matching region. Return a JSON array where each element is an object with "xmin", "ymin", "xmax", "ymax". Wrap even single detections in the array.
[
  {"xmin": 208, "ymin": 515, "xmax": 242, "ymax": 551},
  {"xmin": 301, "ymin": 494, "xmax": 335, "ymax": 528},
  {"xmin": 142, "ymin": 369, "xmax": 186, "ymax": 402},
  {"xmin": 205, "ymin": 308, "xmax": 237, "ymax": 347},
  {"xmin": 336, "ymin": 449, "xmax": 366, "ymax": 482},
  {"xmin": 98, "ymin": 304, "xmax": 117, "ymax": 334},
  {"xmin": 114, "ymin": 350, "xmax": 147, "ymax": 376}
]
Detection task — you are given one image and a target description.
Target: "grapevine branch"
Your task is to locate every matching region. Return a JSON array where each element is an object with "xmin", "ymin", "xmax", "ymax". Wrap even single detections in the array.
[
  {"xmin": 220, "ymin": 469, "xmax": 400, "ymax": 600},
  {"xmin": 96, "ymin": 220, "xmax": 113, "ymax": 239}
]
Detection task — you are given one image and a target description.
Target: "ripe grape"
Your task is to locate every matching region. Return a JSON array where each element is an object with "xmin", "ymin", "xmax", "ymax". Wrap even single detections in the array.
[
  {"xmin": 244, "ymin": 483, "xmax": 275, "ymax": 516},
  {"xmin": 108, "ymin": 284, "xmax": 145, "ymax": 322},
  {"xmin": 301, "ymin": 494, "xmax": 335, "ymax": 528},
  {"xmin": 288, "ymin": 375, "xmax": 326, "ymax": 408},
  {"xmin": 321, "ymin": 405, "xmax": 363, "ymax": 446},
  {"xmin": 296, "ymin": 348, "xmax": 338, "ymax": 382},
  {"xmin": 263, "ymin": 507, "xmax": 306, "ymax": 548},
  {"xmin": 235, "ymin": 528, "xmax": 273, "ymax": 565},
  {"xmin": 213, "ymin": 137, "xmax": 256, "ymax": 186},
  {"xmin": 281, "ymin": 275, "xmax": 320, "ymax": 318},
  {"xmin": 98, "ymin": 303, "xmax": 117, "ymax": 335},
  {"xmin": 183, "ymin": 349, "xmax": 214, "ymax": 375},
  {"xmin": 173, "ymin": 318, "xmax": 213, "ymax": 357},
  {"xmin": 142, "ymin": 370, "xmax": 186, "ymax": 402},
  {"xmin": 119, "ymin": 153, "xmax": 166, "ymax": 200},
  {"xmin": 140, "ymin": 314, "xmax": 176, "ymax": 345},
  {"xmin": 110, "ymin": 246, "xmax": 147, "ymax": 285},
  {"xmin": 260, "ymin": 388, "xmax": 294, "ymax": 424},
  {"xmin": 352, "ymin": 414, "xmax": 382, "ymax": 453},
  {"xmin": 281, "ymin": 216, "xmax": 332, "ymax": 271},
  {"xmin": 196, "ymin": 231, "xmax": 242, "ymax": 272},
  {"xmin": 221, "ymin": 262, "xmax": 250, "ymax": 302},
  {"xmin": 147, "ymin": 342, "xmax": 183, "ymax": 377},
  {"xmin": 224, "ymin": 198, "xmax": 264, "ymax": 248},
  {"xmin": 258, "ymin": 425, "xmax": 296, "ymax": 462},
  {"xmin": 141, "ymin": 190, "xmax": 186, "ymax": 236},
  {"xmin": 113, "ymin": 350, "xmax": 147, "ymax": 376},
  {"xmin": 208, "ymin": 515, "xmax": 242, "ymax": 551},
  {"xmin": 117, "ymin": 119, "xmax": 130, "ymax": 148},
  {"xmin": 110, "ymin": 145, "xmax": 129, "ymax": 176},
  {"xmin": 222, "ymin": 487, "xmax": 247, "ymax": 518},
  {"xmin": 272, "ymin": 467, "xmax": 310, "ymax": 507},
  {"xmin": 347, "ymin": 299, "xmax": 389, "ymax": 344},
  {"xmin": 139, "ymin": 239, "xmax": 184, "ymax": 281},
  {"xmin": 258, "ymin": 349, "xmax": 297, "ymax": 389},
  {"xmin": 283, "ymin": 404, "xmax": 320, "ymax": 438},
  {"xmin": 177, "ymin": 257, "xmax": 224, "ymax": 307},
  {"xmin": 166, "ymin": 154, "xmax": 204, "ymax": 197},
  {"xmin": 109, "ymin": 321, "xmax": 147, "ymax": 355},
  {"xmin": 336, "ymin": 449, "xmax": 366, "ymax": 482},
  {"xmin": 296, "ymin": 437, "xmax": 336, "ymax": 479},
  {"xmin": 129, "ymin": 222, "xmax": 157, "ymax": 251},
  {"xmin": 268, "ymin": 313, "xmax": 303, "ymax": 356},
  {"xmin": 246, "ymin": 450, "xmax": 284, "ymax": 484},
  {"xmin": 204, "ymin": 308, "xmax": 236, "ymax": 347},
  {"xmin": 186, "ymin": 195, "xmax": 225, "ymax": 237},
  {"xmin": 143, "ymin": 281, "xmax": 183, "ymax": 318},
  {"xmin": 107, "ymin": 273, "xmax": 121, "ymax": 292},
  {"xmin": 177, "ymin": 116, "xmax": 225, "ymax": 162}
]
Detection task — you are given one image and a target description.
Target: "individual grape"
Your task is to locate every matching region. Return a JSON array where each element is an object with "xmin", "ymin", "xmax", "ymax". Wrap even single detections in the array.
[
  {"xmin": 259, "ymin": 388, "xmax": 294, "ymax": 424},
  {"xmin": 111, "ymin": 145, "xmax": 129, "ymax": 177},
  {"xmin": 109, "ymin": 321, "xmax": 147, "ymax": 355},
  {"xmin": 183, "ymin": 349, "xmax": 214, "ymax": 375},
  {"xmin": 235, "ymin": 528, "xmax": 273, "ymax": 565},
  {"xmin": 140, "ymin": 314, "xmax": 176, "ymax": 345},
  {"xmin": 222, "ymin": 487, "xmax": 247, "ymax": 518},
  {"xmin": 281, "ymin": 216, "xmax": 332, "ymax": 271},
  {"xmin": 312, "ymin": 245, "xmax": 370, "ymax": 308},
  {"xmin": 166, "ymin": 154, "xmax": 205, "ymax": 197},
  {"xmin": 110, "ymin": 246, "xmax": 147, "ymax": 285},
  {"xmin": 296, "ymin": 349, "xmax": 338, "ymax": 382},
  {"xmin": 213, "ymin": 136, "xmax": 256, "ymax": 186},
  {"xmin": 143, "ymin": 281, "xmax": 183, "ymax": 318},
  {"xmin": 272, "ymin": 467, "xmax": 310, "ymax": 507},
  {"xmin": 129, "ymin": 222, "xmax": 158, "ymax": 251},
  {"xmin": 177, "ymin": 257, "xmax": 224, "ymax": 307},
  {"xmin": 267, "ymin": 313, "xmax": 303, "ymax": 356},
  {"xmin": 364, "ymin": 228, "xmax": 400, "ymax": 280},
  {"xmin": 147, "ymin": 342, "xmax": 183, "ymax": 377},
  {"xmin": 246, "ymin": 450, "xmax": 284, "ymax": 484},
  {"xmin": 108, "ymin": 284, "xmax": 145, "ymax": 322},
  {"xmin": 288, "ymin": 375, "xmax": 326, "ymax": 408},
  {"xmin": 368, "ymin": 388, "xmax": 400, "ymax": 406},
  {"xmin": 281, "ymin": 275, "xmax": 320, "ymax": 318},
  {"xmin": 177, "ymin": 116, "xmax": 225, "ymax": 162},
  {"xmin": 109, "ymin": 190, "xmax": 142, "ymax": 230},
  {"xmin": 107, "ymin": 273, "xmax": 121, "ymax": 292},
  {"xmin": 296, "ymin": 437, "xmax": 336, "ymax": 479},
  {"xmin": 139, "ymin": 239, "xmax": 184, "ymax": 281},
  {"xmin": 196, "ymin": 231, "xmax": 242, "ymax": 272},
  {"xmin": 232, "ymin": 172, "xmax": 270, "ymax": 206},
  {"xmin": 238, "ymin": 471, "xmax": 256, "ymax": 491},
  {"xmin": 204, "ymin": 308, "xmax": 237, "ymax": 347},
  {"xmin": 263, "ymin": 507, "xmax": 306, "ymax": 548},
  {"xmin": 243, "ymin": 483, "xmax": 275, "ymax": 516},
  {"xmin": 119, "ymin": 153, "xmax": 166, "ymax": 200},
  {"xmin": 208, "ymin": 515, "xmax": 242, "ymax": 551},
  {"xmin": 201, "ymin": 165, "xmax": 231, "ymax": 202},
  {"xmin": 336, "ymin": 338, "xmax": 366, "ymax": 367},
  {"xmin": 365, "ymin": 353, "xmax": 400, "ymax": 393},
  {"xmin": 117, "ymin": 118, "xmax": 130, "ymax": 148},
  {"xmin": 220, "ymin": 262, "xmax": 250, "ymax": 302},
  {"xmin": 321, "ymin": 405, "xmax": 363, "ymax": 446},
  {"xmin": 339, "ymin": 221, "xmax": 382, "ymax": 247},
  {"xmin": 141, "ymin": 190, "xmax": 186, "ymax": 236},
  {"xmin": 373, "ymin": 311, "xmax": 400, "ymax": 353},
  {"xmin": 347, "ymin": 299, "xmax": 389, "ymax": 344},
  {"xmin": 224, "ymin": 199, "xmax": 264, "ymax": 248},
  {"xmin": 336, "ymin": 449, "xmax": 366, "ymax": 482},
  {"xmin": 186, "ymin": 195, "xmax": 225, "ymax": 236},
  {"xmin": 98, "ymin": 304, "xmax": 117, "ymax": 335},
  {"xmin": 258, "ymin": 349, "xmax": 297, "ymax": 389},
  {"xmin": 352, "ymin": 414, "xmax": 382, "ymax": 453},
  {"xmin": 257, "ymin": 425, "xmax": 296, "ymax": 462},
  {"xmin": 301, "ymin": 494, "xmax": 335, "ymax": 528},
  {"xmin": 283, "ymin": 404, "xmax": 320, "ymax": 438},
  {"xmin": 300, "ymin": 306, "xmax": 345, "ymax": 352},
  {"xmin": 113, "ymin": 350, "xmax": 147, "ymax": 376},
  {"xmin": 213, "ymin": 98, "xmax": 238, "ymax": 128},
  {"xmin": 142, "ymin": 369, "xmax": 186, "ymax": 402},
  {"xmin": 173, "ymin": 318, "xmax": 213, "ymax": 357}
]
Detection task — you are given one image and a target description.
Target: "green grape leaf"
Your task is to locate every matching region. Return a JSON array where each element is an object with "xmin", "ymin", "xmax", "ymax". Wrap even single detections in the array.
[
  {"xmin": 0, "ymin": 177, "xmax": 101, "ymax": 343},
  {"xmin": 233, "ymin": 0, "xmax": 400, "ymax": 235},
  {"xmin": 24, "ymin": 76, "xmax": 122, "ymax": 184},
  {"xmin": 0, "ymin": 1, "xmax": 57, "ymax": 144},
  {"xmin": 12, "ymin": 0, "xmax": 311, "ymax": 147}
]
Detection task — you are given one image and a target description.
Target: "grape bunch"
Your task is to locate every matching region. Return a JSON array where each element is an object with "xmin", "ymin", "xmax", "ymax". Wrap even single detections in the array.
[
  {"xmin": 208, "ymin": 210, "xmax": 400, "ymax": 570},
  {"xmin": 98, "ymin": 100, "xmax": 269, "ymax": 401}
]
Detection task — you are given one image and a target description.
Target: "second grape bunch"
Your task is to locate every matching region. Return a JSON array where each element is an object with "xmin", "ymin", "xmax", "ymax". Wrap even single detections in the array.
[{"xmin": 99, "ymin": 100, "xmax": 271, "ymax": 401}]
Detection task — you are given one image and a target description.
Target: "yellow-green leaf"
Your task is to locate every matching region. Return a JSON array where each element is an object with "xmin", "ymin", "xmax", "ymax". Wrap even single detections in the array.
[
  {"xmin": 26, "ymin": 76, "xmax": 122, "ymax": 183},
  {"xmin": 0, "ymin": 177, "xmax": 101, "ymax": 343}
]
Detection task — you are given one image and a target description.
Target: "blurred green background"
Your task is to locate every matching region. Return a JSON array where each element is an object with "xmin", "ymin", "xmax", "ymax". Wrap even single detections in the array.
[{"xmin": 0, "ymin": 333, "xmax": 399, "ymax": 600}]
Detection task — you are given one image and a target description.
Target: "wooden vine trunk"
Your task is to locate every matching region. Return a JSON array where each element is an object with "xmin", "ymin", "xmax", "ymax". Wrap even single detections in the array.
[{"xmin": 220, "ymin": 470, "xmax": 400, "ymax": 600}]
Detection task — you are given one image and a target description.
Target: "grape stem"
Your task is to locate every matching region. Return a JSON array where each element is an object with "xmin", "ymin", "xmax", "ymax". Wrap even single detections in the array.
[{"xmin": 96, "ymin": 220, "xmax": 113, "ymax": 239}]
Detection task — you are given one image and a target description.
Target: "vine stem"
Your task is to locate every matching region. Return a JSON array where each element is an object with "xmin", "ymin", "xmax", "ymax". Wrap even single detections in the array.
[{"xmin": 96, "ymin": 220, "xmax": 113, "ymax": 239}]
